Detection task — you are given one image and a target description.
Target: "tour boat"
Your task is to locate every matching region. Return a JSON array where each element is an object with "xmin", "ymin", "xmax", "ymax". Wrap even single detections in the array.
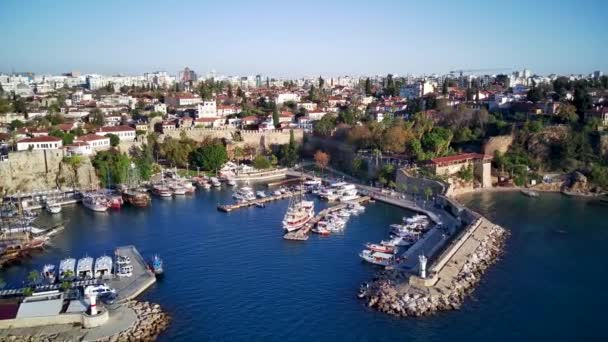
[
  {"xmin": 200, "ymin": 181, "xmax": 212, "ymax": 189},
  {"xmin": 76, "ymin": 256, "xmax": 94, "ymax": 279},
  {"xmin": 59, "ymin": 258, "xmax": 76, "ymax": 280},
  {"xmin": 41, "ymin": 264, "xmax": 57, "ymax": 284},
  {"xmin": 233, "ymin": 187, "xmax": 256, "ymax": 202},
  {"xmin": 94, "ymin": 255, "xmax": 113, "ymax": 279},
  {"xmin": 256, "ymin": 191, "xmax": 267, "ymax": 198},
  {"xmin": 338, "ymin": 185, "xmax": 359, "ymax": 202},
  {"xmin": 45, "ymin": 201, "xmax": 62, "ymax": 214},
  {"xmin": 210, "ymin": 177, "xmax": 221, "ymax": 187},
  {"xmin": 152, "ymin": 185, "xmax": 173, "ymax": 198},
  {"xmin": 122, "ymin": 189, "xmax": 151, "ymax": 207},
  {"xmin": 82, "ymin": 193, "xmax": 109, "ymax": 212},
  {"xmin": 151, "ymin": 254, "xmax": 164, "ymax": 276},
  {"xmin": 403, "ymin": 214, "xmax": 428, "ymax": 224},
  {"xmin": 106, "ymin": 194, "xmax": 123, "ymax": 209},
  {"xmin": 282, "ymin": 193, "xmax": 315, "ymax": 232},
  {"xmin": 304, "ymin": 178, "xmax": 322, "ymax": 187},
  {"xmin": 365, "ymin": 242, "xmax": 396, "ymax": 254},
  {"xmin": 170, "ymin": 183, "xmax": 187, "ymax": 195},
  {"xmin": 359, "ymin": 250, "xmax": 394, "ymax": 266}
]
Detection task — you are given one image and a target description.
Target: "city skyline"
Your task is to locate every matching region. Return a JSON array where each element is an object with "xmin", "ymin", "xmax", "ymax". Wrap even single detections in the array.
[{"xmin": 0, "ymin": 0, "xmax": 607, "ymax": 76}]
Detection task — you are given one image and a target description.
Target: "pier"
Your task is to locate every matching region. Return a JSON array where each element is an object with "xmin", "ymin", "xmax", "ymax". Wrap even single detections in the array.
[
  {"xmin": 283, "ymin": 196, "xmax": 370, "ymax": 241},
  {"xmin": 108, "ymin": 245, "xmax": 157, "ymax": 302},
  {"xmin": 217, "ymin": 190, "xmax": 305, "ymax": 212}
]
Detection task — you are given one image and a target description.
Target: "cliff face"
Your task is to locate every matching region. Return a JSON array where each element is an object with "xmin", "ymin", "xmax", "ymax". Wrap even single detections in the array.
[
  {"xmin": 525, "ymin": 125, "xmax": 570, "ymax": 162},
  {"xmin": 0, "ymin": 150, "xmax": 99, "ymax": 195}
]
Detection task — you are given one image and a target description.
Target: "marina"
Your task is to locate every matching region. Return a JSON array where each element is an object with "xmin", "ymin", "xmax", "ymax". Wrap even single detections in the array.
[{"xmin": 217, "ymin": 189, "xmax": 307, "ymax": 212}]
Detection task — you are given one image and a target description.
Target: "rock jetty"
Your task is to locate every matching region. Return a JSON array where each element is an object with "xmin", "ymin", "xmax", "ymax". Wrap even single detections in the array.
[
  {"xmin": 99, "ymin": 301, "xmax": 171, "ymax": 341},
  {"xmin": 361, "ymin": 224, "xmax": 508, "ymax": 317}
]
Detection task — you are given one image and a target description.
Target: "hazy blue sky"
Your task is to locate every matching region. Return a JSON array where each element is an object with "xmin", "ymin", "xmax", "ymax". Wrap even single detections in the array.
[{"xmin": 0, "ymin": 0, "xmax": 606, "ymax": 77}]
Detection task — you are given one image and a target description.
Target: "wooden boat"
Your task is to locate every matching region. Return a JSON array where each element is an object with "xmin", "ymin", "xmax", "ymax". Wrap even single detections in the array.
[{"xmin": 122, "ymin": 189, "xmax": 151, "ymax": 207}]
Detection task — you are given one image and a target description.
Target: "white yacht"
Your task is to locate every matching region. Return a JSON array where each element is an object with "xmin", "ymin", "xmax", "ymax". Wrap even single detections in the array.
[
  {"xmin": 41, "ymin": 264, "xmax": 57, "ymax": 284},
  {"xmin": 233, "ymin": 187, "xmax": 256, "ymax": 202},
  {"xmin": 82, "ymin": 192, "xmax": 108, "ymax": 212},
  {"xmin": 256, "ymin": 190, "xmax": 267, "ymax": 198},
  {"xmin": 359, "ymin": 250, "xmax": 394, "ymax": 266},
  {"xmin": 282, "ymin": 192, "xmax": 315, "ymax": 232},
  {"xmin": 403, "ymin": 214, "xmax": 428, "ymax": 224},
  {"xmin": 76, "ymin": 256, "xmax": 94, "ymax": 279},
  {"xmin": 45, "ymin": 201, "xmax": 62, "ymax": 214},
  {"xmin": 338, "ymin": 184, "xmax": 359, "ymax": 202},
  {"xmin": 59, "ymin": 258, "xmax": 76, "ymax": 280},
  {"xmin": 94, "ymin": 255, "xmax": 113, "ymax": 279},
  {"xmin": 210, "ymin": 177, "xmax": 221, "ymax": 187}
]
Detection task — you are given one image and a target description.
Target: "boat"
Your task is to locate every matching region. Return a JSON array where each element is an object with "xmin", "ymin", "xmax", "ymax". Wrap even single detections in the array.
[
  {"xmin": 59, "ymin": 258, "xmax": 76, "ymax": 280},
  {"xmin": 272, "ymin": 189, "xmax": 282, "ymax": 196},
  {"xmin": 106, "ymin": 192, "xmax": 123, "ymax": 209},
  {"xmin": 41, "ymin": 264, "xmax": 57, "ymax": 284},
  {"xmin": 122, "ymin": 189, "xmax": 151, "ymax": 207},
  {"xmin": 336, "ymin": 209, "xmax": 351, "ymax": 218},
  {"xmin": 521, "ymin": 189, "xmax": 539, "ymax": 198},
  {"xmin": 303, "ymin": 178, "xmax": 322, "ymax": 187},
  {"xmin": 312, "ymin": 221, "xmax": 331, "ymax": 235},
  {"xmin": 151, "ymin": 254, "xmax": 164, "ymax": 275},
  {"xmin": 76, "ymin": 256, "xmax": 94, "ymax": 279},
  {"xmin": 403, "ymin": 214, "xmax": 428, "ymax": 224},
  {"xmin": 152, "ymin": 184, "xmax": 173, "ymax": 198},
  {"xmin": 382, "ymin": 236, "xmax": 416, "ymax": 247},
  {"xmin": 210, "ymin": 177, "xmax": 221, "ymax": 187},
  {"xmin": 365, "ymin": 242, "xmax": 396, "ymax": 254},
  {"xmin": 282, "ymin": 192, "xmax": 315, "ymax": 232},
  {"xmin": 117, "ymin": 264, "xmax": 133, "ymax": 277},
  {"xmin": 359, "ymin": 250, "xmax": 394, "ymax": 266},
  {"xmin": 233, "ymin": 187, "xmax": 256, "ymax": 202},
  {"xmin": 256, "ymin": 191, "xmax": 267, "ymax": 198},
  {"xmin": 82, "ymin": 193, "xmax": 108, "ymax": 212},
  {"xmin": 226, "ymin": 178, "xmax": 237, "ymax": 186},
  {"xmin": 338, "ymin": 184, "xmax": 359, "ymax": 202},
  {"xmin": 199, "ymin": 181, "xmax": 212, "ymax": 189},
  {"xmin": 45, "ymin": 201, "xmax": 62, "ymax": 214},
  {"xmin": 94, "ymin": 255, "xmax": 113, "ymax": 279},
  {"xmin": 256, "ymin": 202, "xmax": 266, "ymax": 208},
  {"xmin": 170, "ymin": 183, "xmax": 187, "ymax": 195}
]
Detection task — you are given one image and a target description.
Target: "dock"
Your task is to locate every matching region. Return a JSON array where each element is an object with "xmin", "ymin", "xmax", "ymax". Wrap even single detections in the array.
[
  {"xmin": 283, "ymin": 196, "xmax": 370, "ymax": 241},
  {"xmin": 266, "ymin": 176, "xmax": 305, "ymax": 188},
  {"xmin": 217, "ymin": 190, "xmax": 305, "ymax": 212},
  {"xmin": 0, "ymin": 245, "xmax": 156, "ymax": 303}
]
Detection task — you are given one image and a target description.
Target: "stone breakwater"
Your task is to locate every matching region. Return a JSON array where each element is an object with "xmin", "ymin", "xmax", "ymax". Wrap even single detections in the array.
[
  {"xmin": 99, "ymin": 301, "xmax": 171, "ymax": 342},
  {"xmin": 362, "ymin": 224, "xmax": 509, "ymax": 317},
  {"xmin": 0, "ymin": 301, "xmax": 170, "ymax": 342}
]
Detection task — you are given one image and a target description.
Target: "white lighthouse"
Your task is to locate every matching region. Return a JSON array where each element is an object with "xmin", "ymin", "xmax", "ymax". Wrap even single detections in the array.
[
  {"xmin": 419, "ymin": 254, "xmax": 427, "ymax": 279},
  {"xmin": 84, "ymin": 286, "xmax": 98, "ymax": 316}
]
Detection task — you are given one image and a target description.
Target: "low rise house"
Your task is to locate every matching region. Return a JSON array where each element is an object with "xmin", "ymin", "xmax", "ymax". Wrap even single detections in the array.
[
  {"xmin": 165, "ymin": 93, "xmax": 202, "ymax": 107},
  {"xmin": 194, "ymin": 117, "xmax": 224, "ymax": 128},
  {"xmin": 95, "ymin": 125, "xmax": 136, "ymax": 141},
  {"xmin": 65, "ymin": 141, "xmax": 93, "ymax": 156},
  {"xmin": 76, "ymin": 134, "xmax": 111, "ymax": 150},
  {"xmin": 16, "ymin": 136, "xmax": 63, "ymax": 151},
  {"xmin": 426, "ymin": 153, "xmax": 492, "ymax": 188}
]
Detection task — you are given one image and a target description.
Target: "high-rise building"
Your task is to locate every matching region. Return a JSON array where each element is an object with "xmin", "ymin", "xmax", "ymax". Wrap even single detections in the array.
[{"xmin": 179, "ymin": 67, "xmax": 197, "ymax": 83}]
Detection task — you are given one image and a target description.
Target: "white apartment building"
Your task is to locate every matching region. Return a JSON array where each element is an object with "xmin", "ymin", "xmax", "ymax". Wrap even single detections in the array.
[
  {"xmin": 274, "ymin": 92, "xmax": 300, "ymax": 104},
  {"xmin": 165, "ymin": 94, "xmax": 202, "ymax": 107},
  {"xmin": 196, "ymin": 101, "xmax": 218, "ymax": 118},
  {"xmin": 95, "ymin": 125, "xmax": 136, "ymax": 141}
]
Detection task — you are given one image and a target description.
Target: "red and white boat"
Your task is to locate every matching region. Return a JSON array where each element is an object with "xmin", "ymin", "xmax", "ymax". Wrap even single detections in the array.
[
  {"xmin": 282, "ymin": 195, "xmax": 314, "ymax": 232},
  {"xmin": 365, "ymin": 242, "xmax": 395, "ymax": 254},
  {"xmin": 312, "ymin": 222, "xmax": 331, "ymax": 236}
]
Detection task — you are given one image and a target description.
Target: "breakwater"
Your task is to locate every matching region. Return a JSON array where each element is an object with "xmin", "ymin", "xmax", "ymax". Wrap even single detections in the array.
[{"xmin": 360, "ymin": 194, "xmax": 509, "ymax": 317}]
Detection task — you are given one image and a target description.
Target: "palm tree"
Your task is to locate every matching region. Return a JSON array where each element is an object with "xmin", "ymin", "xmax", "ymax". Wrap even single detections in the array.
[
  {"xmin": 27, "ymin": 270, "xmax": 39, "ymax": 286},
  {"xmin": 424, "ymin": 187, "xmax": 433, "ymax": 201}
]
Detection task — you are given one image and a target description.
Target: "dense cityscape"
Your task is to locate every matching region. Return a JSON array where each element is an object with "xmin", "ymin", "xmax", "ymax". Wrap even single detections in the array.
[{"xmin": 1, "ymin": 0, "xmax": 607, "ymax": 341}]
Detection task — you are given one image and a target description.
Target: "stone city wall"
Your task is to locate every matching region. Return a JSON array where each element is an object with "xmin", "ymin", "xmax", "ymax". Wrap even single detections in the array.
[{"xmin": 161, "ymin": 127, "xmax": 303, "ymax": 149}]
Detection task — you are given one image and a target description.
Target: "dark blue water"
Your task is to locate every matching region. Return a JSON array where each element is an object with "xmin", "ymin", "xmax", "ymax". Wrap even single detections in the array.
[{"xmin": 2, "ymin": 190, "xmax": 607, "ymax": 341}]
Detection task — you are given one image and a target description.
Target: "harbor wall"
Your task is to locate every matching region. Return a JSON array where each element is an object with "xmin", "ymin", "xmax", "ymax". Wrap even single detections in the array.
[
  {"xmin": 395, "ymin": 168, "xmax": 447, "ymax": 196},
  {"xmin": 0, "ymin": 310, "xmax": 108, "ymax": 329},
  {"xmin": 0, "ymin": 150, "xmax": 99, "ymax": 195},
  {"xmin": 161, "ymin": 127, "xmax": 303, "ymax": 149}
]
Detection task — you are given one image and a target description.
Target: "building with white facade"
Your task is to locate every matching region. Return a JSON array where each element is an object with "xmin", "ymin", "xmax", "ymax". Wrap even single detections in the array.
[
  {"xmin": 95, "ymin": 125, "xmax": 136, "ymax": 141},
  {"xmin": 16, "ymin": 136, "xmax": 63, "ymax": 151},
  {"xmin": 165, "ymin": 93, "xmax": 202, "ymax": 107},
  {"xmin": 196, "ymin": 101, "xmax": 218, "ymax": 118},
  {"xmin": 274, "ymin": 92, "xmax": 300, "ymax": 105}
]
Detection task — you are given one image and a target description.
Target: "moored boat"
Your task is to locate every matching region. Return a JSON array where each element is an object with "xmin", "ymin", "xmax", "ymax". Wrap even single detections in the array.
[
  {"xmin": 282, "ymin": 191, "xmax": 315, "ymax": 232},
  {"xmin": 359, "ymin": 250, "xmax": 394, "ymax": 266},
  {"xmin": 365, "ymin": 242, "xmax": 395, "ymax": 254},
  {"xmin": 76, "ymin": 256, "xmax": 94, "ymax": 279},
  {"xmin": 94, "ymin": 255, "xmax": 113, "ymax": 279},
  {"xmin": 45, "ymin": 201, "xmax": 62, "ymax": 214},
  {"xmin": 82, "ymin": 192, "xmax": 109, "ymax": 212},
  {"xmin": 59, "ymin": 258, "xmax": 76, "ymax": 280},
  {"xmin": 151, "ymin": 254, "xmax": 164, "ymax": 275},
  {"xmin": 41, "ymin": 264, "xmax": 57, "ymax": 284},
  {"xmin": 152, "ymin": 185, "xmax": 173, "ymax": 198},
  {"xmin": 122, "ymin": 189, "xmax": 151, "ymax": 207}
]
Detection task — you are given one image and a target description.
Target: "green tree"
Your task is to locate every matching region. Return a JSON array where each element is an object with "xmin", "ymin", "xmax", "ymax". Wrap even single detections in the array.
[
  {"xmin": 13, "ymin": 96, "xmax": 27, "ymax": 113},
  {"xmin": 92, "ymin": 150, "xmax": 131, "ymax": 187},
  {"xmin": 106, "ymin": 133, "xmax": 120, "ymax": 147},
  {"xmin": 0, "ymin": 97, "xmax": 13, "ymax": 114},
  {"xmin": 89, "ymin": 108, "xmax": 105, "ymax": 127},
  {"xmin": 27, "ymin": 270, "xmax": 39, "ymax": 285},
  {"xmin": 252, "ymin": 154, "xmax": 272, "ymax": 169},
  {"xmin": 190, "ymin": 143, "xmax": 228, "ymax": 172},
  {"xmin": 457, "ymin": 165, "xmax": 474, "ymax": 182},
  {"xmin": 9, "ymin": 119, "xmax": 24, "ymax": 131},
  {"xmin": 557, "ymin": 103, "xmax": 579, "ymax": 124},
  {"xmin": 130, "ymin": 144, "xmax": 155, "ymax": 180},
  {"xmin": 424, "ymin": 187, "xmax": 433, "ymax": 201},
  {"xmin": 364, "ymin": 78, "xmax": 372, "ymax": 96},
  {"xmin": 313, "ymin": 115, "xmax": 336, "ymax": 136},
  {"xmin": 272, "ymin": 102, "xmax": 280, "ymax": 128}
]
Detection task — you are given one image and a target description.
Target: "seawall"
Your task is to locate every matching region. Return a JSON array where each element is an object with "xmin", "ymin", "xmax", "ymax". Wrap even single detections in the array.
[{"xmin": 161, "ymin": 127, "xmax": 304, "ymax": 149}]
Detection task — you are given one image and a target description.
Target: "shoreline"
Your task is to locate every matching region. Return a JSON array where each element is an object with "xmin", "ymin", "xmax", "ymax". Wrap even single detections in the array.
[{"xmin": 453, "ymin": 185, "xmax": 602, "ymax": 199}]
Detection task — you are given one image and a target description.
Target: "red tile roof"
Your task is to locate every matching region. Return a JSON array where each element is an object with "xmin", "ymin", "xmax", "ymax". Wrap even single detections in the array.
[
  {"xmin": 18, "ymin": 136, "xmax": 62, "ymax": 143},
  {"xmin": 77, "ymin": 134, "xmax": 109, "ymax": 142},
  {"xmin": 98, "ymin": 125, "xmax": 135, "ymax": 133}
]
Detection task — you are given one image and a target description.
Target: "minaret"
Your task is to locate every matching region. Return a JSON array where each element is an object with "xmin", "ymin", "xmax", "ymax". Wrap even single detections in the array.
[{"xmin": 419, "ymin": 254, "xmax": 427, "ymax": 279}]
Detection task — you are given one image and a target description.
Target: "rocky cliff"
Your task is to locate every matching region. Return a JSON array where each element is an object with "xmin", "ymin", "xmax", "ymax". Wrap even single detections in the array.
[{"xmin": 0, "ymin": 150, "xmax": 99, "ymax": 195}]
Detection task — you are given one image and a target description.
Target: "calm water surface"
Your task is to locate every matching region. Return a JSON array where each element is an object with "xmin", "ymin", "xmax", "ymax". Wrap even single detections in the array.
[{"xmin": 2, "ymin": 189, "xmax": 606, "ymax": 341}]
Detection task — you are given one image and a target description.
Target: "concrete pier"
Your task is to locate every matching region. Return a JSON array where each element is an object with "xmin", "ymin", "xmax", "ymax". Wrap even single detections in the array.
[{"xmin": 109, "ymin": 245, "xmax": 157, "ymax": 303}]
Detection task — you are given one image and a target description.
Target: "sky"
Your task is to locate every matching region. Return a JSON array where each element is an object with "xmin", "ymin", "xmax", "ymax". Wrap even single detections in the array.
[{"xmin": 0, "ymin": 0, "xmax": 607, "ymax": 77}]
